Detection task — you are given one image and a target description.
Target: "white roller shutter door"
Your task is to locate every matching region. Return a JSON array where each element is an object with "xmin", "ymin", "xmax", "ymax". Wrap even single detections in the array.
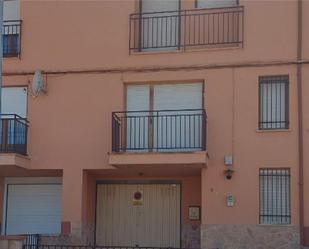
[{"xmin": 5, "ymin": 184, "xmax": 62, "ymax": 235}]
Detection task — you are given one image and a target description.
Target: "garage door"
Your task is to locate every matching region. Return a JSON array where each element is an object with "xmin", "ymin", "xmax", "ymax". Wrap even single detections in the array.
[
  {"xmin": 5, "ymin": 184, "xmax": 62, "ymax": 235},
  {"xmin": 96, "ymin": 184, "xmax": 181, "ymax": 247}
]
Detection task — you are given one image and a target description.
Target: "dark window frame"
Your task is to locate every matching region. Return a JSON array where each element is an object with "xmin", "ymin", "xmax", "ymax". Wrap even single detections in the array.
[
  {"xmin": 259, "ymin": 168, "xmax": 291, "ymax": 225},
  {"xmin": 3, "ymin": 33, "xmax": 20, "ymax": 57},
  {"xmin": 3, "ymin": 20, "xmax": 22, "ymax": 58},
  {"xmin": 258, "ymin": 75, "xmax": 289, "ymax": 130}
]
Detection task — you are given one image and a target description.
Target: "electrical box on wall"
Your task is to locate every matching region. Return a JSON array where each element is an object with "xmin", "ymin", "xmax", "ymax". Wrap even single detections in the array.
[
  {"xmin": 226, "ymin": 193, "xmax": 234, "ymax": 207},
  {"xmin": 189, "ymin": 206, "xmax": 200, "ymax": 221},
  {"xmin": 224, "ymin": 155, "xmax": 233, "ymax": 166}
]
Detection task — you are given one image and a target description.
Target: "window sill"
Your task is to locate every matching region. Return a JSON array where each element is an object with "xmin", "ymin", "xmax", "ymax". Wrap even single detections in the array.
[
  {"xmin": 256, "ymin": 129, "xmax": 292, "ymax": 133},
  {"xmin": 258, "ymin": 223, "xmax": 293, "ymax": 227},
  {"xmin": 3, "ymin": 56, "xmax": 20, "ymax": 60},
  {"xmin": 130, "ymin": 44, "xmax": 243, "ymax": 56}
]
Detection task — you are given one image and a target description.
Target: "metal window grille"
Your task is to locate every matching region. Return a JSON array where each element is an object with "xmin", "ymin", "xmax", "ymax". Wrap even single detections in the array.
[
  {"xmin": 259, "ymin": 75, "xmax": 289, "ymax": 130},
  {"xmin": 259, "ymin": 169, "xmax": 291, "ymax": 225}
]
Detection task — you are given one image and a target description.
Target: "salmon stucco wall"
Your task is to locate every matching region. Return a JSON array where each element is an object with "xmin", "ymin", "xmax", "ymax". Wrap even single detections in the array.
[
  {"xmin": 2, "ymin": 65, "xmax": 301, "ymax": 228},
  {"xmin": 3, "ymin": 0, "xmax": 298, "ymax": 72},
  {"xmin": 0, "ymin": 0, "xmax": 308, "ymax": 247}
]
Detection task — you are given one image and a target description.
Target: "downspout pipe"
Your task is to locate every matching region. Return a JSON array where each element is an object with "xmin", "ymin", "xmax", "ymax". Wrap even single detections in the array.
[
  {"xmin": 297, "ymin": 0, "xmax": 304, "ymax": 246},
  {"xmin": 0, "ymin": 0, "xmax": 3, "ymax": 114}
]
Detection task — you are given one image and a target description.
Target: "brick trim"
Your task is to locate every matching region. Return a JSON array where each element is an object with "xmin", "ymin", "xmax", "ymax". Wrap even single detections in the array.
[
  {"xmin": 61, "ymin": 221, "xmax": 71, "ymax": 235},
  {"xmin": 304, "ymin": 227, "xmax": 309, "ymax": 246},
  {"xmin": 0, "ymin": 236, "xmax": 25, "ymax": 241}
]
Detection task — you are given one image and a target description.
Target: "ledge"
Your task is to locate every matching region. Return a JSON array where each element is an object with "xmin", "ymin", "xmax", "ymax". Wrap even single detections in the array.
[
  {"xmin": 256, "ymin": 129, "xmax": 292, "ymax": 133},
  {"xmin": 130, "ymin": 44, "xmax": 242, "ymax": 56},
  {"xmin": 0, "ymin": 235, "xmax": 25, "ymax": 241},
  {"xmin": 0, "ymin": 153, "xmax": 30, "ymax": 169},
  {"xmin": 108, "ymin": 150, "xmax": 208, "ymax": 168}
]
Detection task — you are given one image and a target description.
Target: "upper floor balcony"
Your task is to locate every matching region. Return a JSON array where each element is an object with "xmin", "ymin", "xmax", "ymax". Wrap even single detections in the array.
[
  {"xmin": 129, "ymin": 6, "xmax": 244, "ymax": 53},
  {"xmin": 0, "ymin": 114, "xmax": 29, "ymax": 169},
  {"xmin": 0, "ymin": 114, "xmax": 28, "ymax": 155},
  {"xmin": 109, "ymin": 109, "xmax": 208, "ymax": 167},
  {"xmin": 3, "ymin": 20, "xmax": 22, "ymax": 58}
]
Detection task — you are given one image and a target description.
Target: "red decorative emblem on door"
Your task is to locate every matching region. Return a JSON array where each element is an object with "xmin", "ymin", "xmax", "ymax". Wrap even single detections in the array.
[{"xmin": 133, "ymin": 191, "xmax": 143, "ymax": 205}]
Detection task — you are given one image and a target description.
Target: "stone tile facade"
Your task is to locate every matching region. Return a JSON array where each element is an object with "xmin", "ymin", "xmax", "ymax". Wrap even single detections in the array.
[
  {"xmin": 0, "ymin": 239, "xmax": 23, "ymax": 249},
  {"xmin": 40, "ymin": 222, "xmax": 95, "ymax": 245},
  {"xmin": 41, "ymin": 223, "xmax": 199, "ymax": 248},
  {"xmin": 182, "ymin": 224, "xmax": 201, "ymax": 248},
  {"xmin": 201, "ymin": 224, "xmax": 300, "ymax": 249},
  {"xmin": 33, "ymin": 223, "xmax": 309, "ymax": 249}
]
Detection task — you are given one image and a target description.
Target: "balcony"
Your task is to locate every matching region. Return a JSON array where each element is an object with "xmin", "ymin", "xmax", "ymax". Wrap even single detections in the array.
[
  {"xmin": 3, "ymin": 20, "xmax": 21, "ymax": 58},
  {"xmin": 129, "ymin": 6, "xmax": 244, "ymax": 53},
  {"xmin": 0, "ymin": 114, "xmax": 28, "ymax": 155},
  {"xmin": 109, "ymin": 109, "xmax": 208, "ymax": 167},
  {"xmin": 0, "ymin": 114, "xmax": 29, "ymax": 169}
]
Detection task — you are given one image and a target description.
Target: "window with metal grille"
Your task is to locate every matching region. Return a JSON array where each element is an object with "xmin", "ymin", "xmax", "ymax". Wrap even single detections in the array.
[
  {"xmin": 259, "ymin": 75, "xmax": 289, "ymax": 129},
  {"xmin": 259, "ymin": 169, "xmax": 291, "ymax": 225},
  {"xmin": 3, "ymin": 34, "xmax": 19, "ymax": 57}
]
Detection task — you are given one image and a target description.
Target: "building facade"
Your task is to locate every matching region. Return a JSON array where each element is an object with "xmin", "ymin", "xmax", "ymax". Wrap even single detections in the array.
[{"xmin": 0, "ymin": 0, "xmax": 308, "ymax": 249}]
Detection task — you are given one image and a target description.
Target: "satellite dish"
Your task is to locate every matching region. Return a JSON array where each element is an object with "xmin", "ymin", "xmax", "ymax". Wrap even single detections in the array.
[{"xmin": 31, "ymin": 70, "xmax": 47, "ymax": 97}]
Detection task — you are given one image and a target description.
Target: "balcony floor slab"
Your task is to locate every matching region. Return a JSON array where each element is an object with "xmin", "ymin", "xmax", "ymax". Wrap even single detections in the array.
[
  {"xmin": 108, "ymin": 150, "xmax": 208, "ymax": 168},
  {"xmin": 0, "ymin": 153, "xmax": 30, "ymax": 169}
]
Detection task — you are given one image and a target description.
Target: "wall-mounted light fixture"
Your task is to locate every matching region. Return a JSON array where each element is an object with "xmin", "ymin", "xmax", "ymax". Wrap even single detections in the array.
[
  {"xmin": 224, "ymin": 155, "xmax": 234, "ymax": 180},
  {"xmin": 224, "ymin": 155, "xmax": 233, "ymax": 166},
  {"xmin": 224, "ymin": 168, "xmax": 234, "ymax": 180}
]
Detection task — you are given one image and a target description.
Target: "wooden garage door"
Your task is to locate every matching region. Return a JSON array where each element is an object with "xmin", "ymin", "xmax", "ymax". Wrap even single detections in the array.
[{"xmin": 96, "ymin": 184, "xmax": 181, "ymax": 247}]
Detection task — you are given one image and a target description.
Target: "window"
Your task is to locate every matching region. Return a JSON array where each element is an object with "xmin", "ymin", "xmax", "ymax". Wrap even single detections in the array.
[
  {"xmin": 196, "ymin": 0, "xmax": 238, "ymax": 9},
  {"xmin": 259, "ymin": 75, "xmax": 289, "ymax": 130},
  {"xmin": 3, "ymin": 0, "xmax": 21, "ymax": 57},
  {"xmin": 1, "ymin": 87, "xmax": 28, "ymax": 149},
  {"xmin": 139, "ymin": 0, "xmax": 180, "ymax": 51},
  {"xmin": 259, "ymin": 169, "xmax": 291, "ymax": 225},
  {"xmin": 111, "ymin": 83, "xmax": 205, "ymax": 152},
  {"xmin": 125, "ymin": 83, "xmax": 204, "ymax": 151},
  {"xmin": 3, "ymin": 33, "xmax": 19, "ymax": 57},
  {"xmin": 1, "ymin": 87, "xmax": 27, "ymax": 118}
]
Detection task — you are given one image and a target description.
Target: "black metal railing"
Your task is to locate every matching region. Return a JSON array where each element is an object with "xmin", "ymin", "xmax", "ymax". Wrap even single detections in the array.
[
  {"xmin": 3, "ymin": 20, "xmax": 22, "ymax": 57},
  {"xmin": 0, "ymin": 114, "xmax": 28, "ymax": 155},
  {"xmin": 24, "ymin": 234, "xmax": 41, "ymax": 249},
  {"xmin": 112, "ymin": 109, "xmax": 207, "ymax": 152},
  {"xmin": 31, "ymin": 244, "xmax": 200, "ymax": 249},
  {"xmin": 129, "ymin": 6, "xmax": 244, "ymax": 52},
  {"xmin": 30, "ymin": 246, "xmax": 92, "ymax": 249},
  {"xmin": 32, "ymin": 246, "xmax": 200, "ymax": 249}
]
